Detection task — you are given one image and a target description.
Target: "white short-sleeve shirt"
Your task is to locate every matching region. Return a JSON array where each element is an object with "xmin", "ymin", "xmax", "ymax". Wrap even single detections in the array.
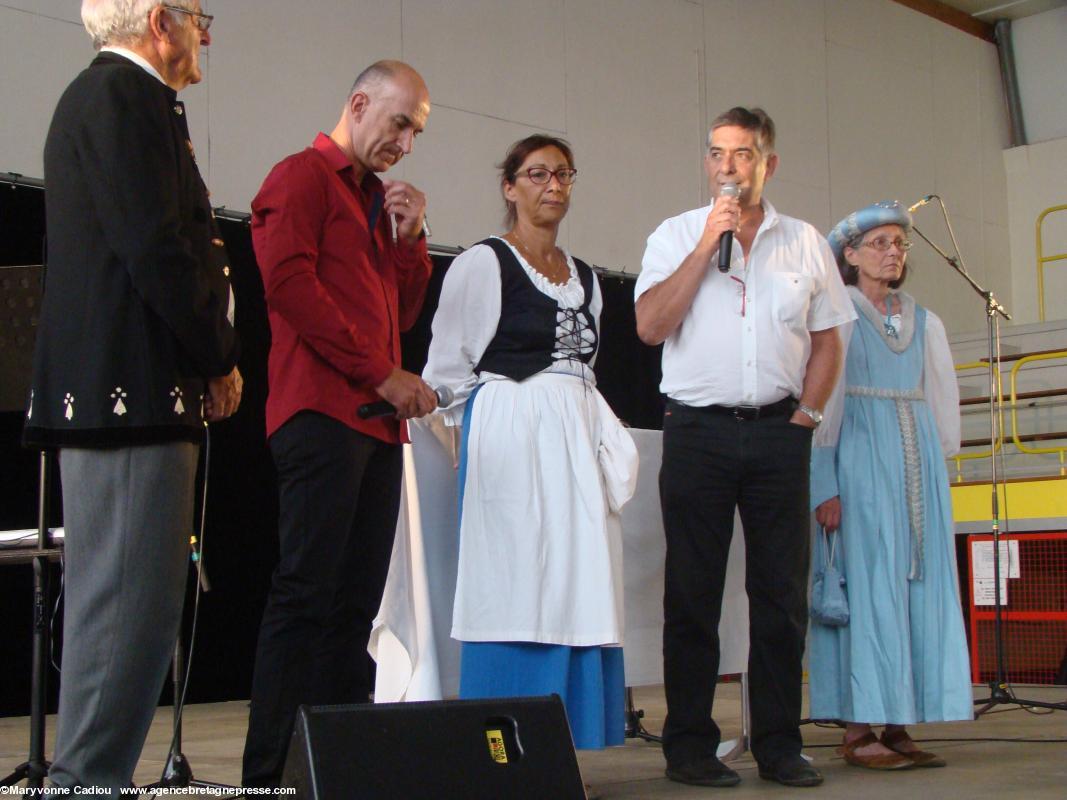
[{"xmin": 635, "ymin": 199, "xmax": 855, "ymax": 407}]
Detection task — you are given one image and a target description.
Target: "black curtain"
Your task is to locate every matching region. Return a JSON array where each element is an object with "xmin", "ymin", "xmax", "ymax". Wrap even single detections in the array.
[{"xmin": 0, "ymin": 178, "xmax": 664, "ymax": 716}]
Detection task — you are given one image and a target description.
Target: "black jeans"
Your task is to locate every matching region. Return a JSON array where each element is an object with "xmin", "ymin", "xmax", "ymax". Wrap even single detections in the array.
[
  {"xmin": 242, "ymin": 412, "xmax": 403, "ymax": 787},
  {"xmin": 659, "ymin": 401, "xmax": 812, "ymax": 769}
]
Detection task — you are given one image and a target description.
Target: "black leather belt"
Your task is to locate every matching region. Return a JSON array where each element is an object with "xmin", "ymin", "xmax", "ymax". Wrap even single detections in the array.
[{"xmin": 676, "ymin": 396, "xmax": 797, "ymax": 421}]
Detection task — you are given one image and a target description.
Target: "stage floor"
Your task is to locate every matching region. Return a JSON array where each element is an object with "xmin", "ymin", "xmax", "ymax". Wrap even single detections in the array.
[{"xmin": 2, "ymin": 683, "xmax": 1066, "ymax": 797}]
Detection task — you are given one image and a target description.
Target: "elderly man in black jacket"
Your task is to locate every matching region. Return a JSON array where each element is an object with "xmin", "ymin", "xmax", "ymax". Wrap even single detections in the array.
[{"xmin": 24, "ymin": 1, "xmax": 240, "ymax": 792}]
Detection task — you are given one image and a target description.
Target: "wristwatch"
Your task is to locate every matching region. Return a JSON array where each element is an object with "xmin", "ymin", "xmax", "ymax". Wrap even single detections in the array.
[{"xmin": 797, "ymin": 404, "xmax": 823, "ymax": 427}]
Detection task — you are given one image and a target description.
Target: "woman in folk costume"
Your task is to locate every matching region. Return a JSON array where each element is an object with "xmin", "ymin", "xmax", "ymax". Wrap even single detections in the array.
[
  {"xmin": 422, "ymin": 134, "xmax": 638, "ymax": 749},
  {"xmin": 809, "ymin": 201, "xmax": 972, "ymax": 770}
]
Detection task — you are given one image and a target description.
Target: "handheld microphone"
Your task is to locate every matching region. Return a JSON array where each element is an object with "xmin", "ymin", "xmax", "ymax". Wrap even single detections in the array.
[
  {"xmin": 717, "ymin": 182, "xmax": 741, "ymax": 273},
  {"xmin": 357, "ymin": 385, "xmax": 454, "ymax": 420},
  {"xmin": 908, "ymin": 194, "xmax": 936, "ymax": 213}
]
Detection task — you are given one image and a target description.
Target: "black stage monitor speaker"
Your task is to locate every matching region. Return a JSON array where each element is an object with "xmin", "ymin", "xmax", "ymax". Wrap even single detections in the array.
[{"xmin": 281, "ymin": 695, "xmax": 587, "ymax": 799}]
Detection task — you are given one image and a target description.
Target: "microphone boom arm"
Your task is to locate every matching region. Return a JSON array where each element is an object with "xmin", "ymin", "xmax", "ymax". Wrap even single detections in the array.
[{"xmin": 911, "ymin": 195, "xmax": 1010, "ymax": 320}]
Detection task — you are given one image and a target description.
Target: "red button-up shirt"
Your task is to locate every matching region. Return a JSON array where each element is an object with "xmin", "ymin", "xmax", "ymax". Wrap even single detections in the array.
[{"xmin": 252, "ymin": 133, "xmax": 432, "ymax": 443}]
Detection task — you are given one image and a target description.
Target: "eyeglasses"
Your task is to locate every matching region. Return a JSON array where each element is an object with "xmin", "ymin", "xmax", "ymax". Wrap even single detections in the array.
[
  {"xmin": 518, "ymin": 167, "xmax": 578, "ymax": 185},
  {"xmin": 730, "ymin": 275, "xmax": 747, "ymax": 317},
  {"xmin": 860, "ymin": 236, "xmax": 913, "ymax": 252},
  {"xmin": 162, "ymin": 4, "xmax": 214, "ymax": 32}
]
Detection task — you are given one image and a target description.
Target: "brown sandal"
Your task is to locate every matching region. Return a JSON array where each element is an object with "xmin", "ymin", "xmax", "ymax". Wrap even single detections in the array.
[
  {"xmin": 838, "ymin": 732, "xmax": 914, "ymax": 770},
  {"xmin": 880, "ymin": 729, "xmax": 947, "ymax": 768}
]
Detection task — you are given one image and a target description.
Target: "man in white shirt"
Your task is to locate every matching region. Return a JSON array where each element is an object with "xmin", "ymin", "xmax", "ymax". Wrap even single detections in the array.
[{"xmin": 635, "ymin": 107, "xmax": 853, "ymax": 788}]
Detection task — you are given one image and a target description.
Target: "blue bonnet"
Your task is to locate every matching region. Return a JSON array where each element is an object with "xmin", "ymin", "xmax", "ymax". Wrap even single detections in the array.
[{"xmin": 827, "ymin": 200, "xmax": 912, "ymax": 264}]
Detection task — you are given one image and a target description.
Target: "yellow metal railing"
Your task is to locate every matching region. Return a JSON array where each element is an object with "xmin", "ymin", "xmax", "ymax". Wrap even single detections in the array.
[
  {"xmin": 953, "ymin": 350, "xmax": 1067, "ymax": 479},
  {"xmin": 1010, "ymin": 350, "xmax": 1067, "ymax": 474},
  {"xmin": 1036, "ymin": 204, "xmax": 1067, "ymax": 322}
]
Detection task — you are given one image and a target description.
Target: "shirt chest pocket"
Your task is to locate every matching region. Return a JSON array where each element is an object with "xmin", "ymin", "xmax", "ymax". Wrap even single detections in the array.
[{"xmin": 770, "ymin": 272, "xmax": 813, "ymax": 329}]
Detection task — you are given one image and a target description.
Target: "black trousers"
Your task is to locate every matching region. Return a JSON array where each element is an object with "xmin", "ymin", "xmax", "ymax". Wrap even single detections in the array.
[
  {"xmin": 659, "ymin": 401, "xmax": 812, "ymax": 769},
  {"xmin": 242, "ymin": 412, "xmax": 403, "ymax": 787}
]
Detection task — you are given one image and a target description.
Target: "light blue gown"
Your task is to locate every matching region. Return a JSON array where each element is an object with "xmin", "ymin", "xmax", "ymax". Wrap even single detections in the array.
[{"xmin": 809, "ymin": 291, "xmax": 973, "ymax": 723}]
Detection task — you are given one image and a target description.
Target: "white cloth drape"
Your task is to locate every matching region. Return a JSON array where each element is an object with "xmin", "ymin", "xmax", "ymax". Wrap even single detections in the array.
[{"xmin": 369, "ymin": 424, "xmax": 751, "ymax": 701}]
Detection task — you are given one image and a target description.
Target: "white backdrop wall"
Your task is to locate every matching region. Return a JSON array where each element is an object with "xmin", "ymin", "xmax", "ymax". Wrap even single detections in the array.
[
  {"xmin": 0, "ymin": 0, "xmax": 1013, "ymax": 335},
  {"xmin": 1002, "ymin": 5, "xmax": 1067, "ymax": 325}
]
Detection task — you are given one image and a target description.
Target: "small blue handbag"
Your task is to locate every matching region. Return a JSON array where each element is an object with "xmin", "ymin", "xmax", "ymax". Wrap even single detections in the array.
[{"xmin": 811, "ymin": 526, "xmax": 849, "ymax": 627}]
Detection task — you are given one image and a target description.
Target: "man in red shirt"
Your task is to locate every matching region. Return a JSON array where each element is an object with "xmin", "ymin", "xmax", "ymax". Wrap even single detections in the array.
[{"xmin": 242, "ymin": 59, "xmax": 438, "ymax": 788}]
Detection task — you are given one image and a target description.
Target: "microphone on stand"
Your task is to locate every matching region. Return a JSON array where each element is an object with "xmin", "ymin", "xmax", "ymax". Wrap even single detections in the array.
[
  {"xmin": 357, "ymin": 385, "xmax": 454, "ymax": 419},
  {"xmin": 717, "ymin": 182, "xmax": 741, "ymax": 273},
  {"xmin": 908, "ymin": 194, "xmax": 937, "ymax": 213}
]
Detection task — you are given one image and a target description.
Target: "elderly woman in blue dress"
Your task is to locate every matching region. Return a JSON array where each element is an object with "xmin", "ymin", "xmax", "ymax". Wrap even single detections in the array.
[
  {"xmin": 422, "ymin": 134, "xmax": 638, "ymax": 750},
  {"xmin": 809, "ymin": 201, "xmax": 972, "ymax": 770}
]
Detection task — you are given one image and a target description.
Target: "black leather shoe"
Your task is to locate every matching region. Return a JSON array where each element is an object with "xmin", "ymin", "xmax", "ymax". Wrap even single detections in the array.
[
  {"xmin": 758, "ymin": 754, "xmax": 824, "ymax": 787},
  {"xmin": 665, "ymin": 755, "xmax": 741, "ymax": 787}
]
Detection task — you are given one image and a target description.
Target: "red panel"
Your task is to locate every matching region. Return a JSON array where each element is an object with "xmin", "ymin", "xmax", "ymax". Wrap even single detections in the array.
[{"xmin": 967, "ymin": 532, "xmax": 1067, "ymax": 685}]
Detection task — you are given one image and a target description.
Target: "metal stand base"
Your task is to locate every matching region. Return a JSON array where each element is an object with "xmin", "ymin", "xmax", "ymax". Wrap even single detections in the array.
[
  {"xmin": 0, "ymin": 762, "xmax": 49, "ymax": 790},
  {"xmin": 624, "ymin": 687, "xmax": 661, "ymax": 743},
  {"xmin": 142, "ymin": 598, "xmax": 239, "ymax": 794},
  {"xmin": 975, "ymin": 681, "xmax": 1067, "ymax": 715},
  {"xmin": 715, "ymin": 673, "xmax": 750, "ymax": 762}
]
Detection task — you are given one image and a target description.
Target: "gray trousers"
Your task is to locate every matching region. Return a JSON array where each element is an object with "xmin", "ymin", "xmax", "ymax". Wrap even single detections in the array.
[{"xmin": 50, "ymin": 442, "xmax": 199, "ymax": 794}]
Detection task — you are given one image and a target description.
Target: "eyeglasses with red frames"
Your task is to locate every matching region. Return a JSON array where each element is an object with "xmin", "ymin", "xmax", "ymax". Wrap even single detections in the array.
[
  {"xmin": 518, "ymin": 167, "xmax": 578, "ymax": 185},
  {"xmin": 162, "ymin": 4, "xmax": 214, "ymax": 32}
]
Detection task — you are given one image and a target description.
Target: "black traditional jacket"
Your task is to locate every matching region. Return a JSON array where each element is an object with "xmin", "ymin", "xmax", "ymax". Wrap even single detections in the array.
[{"xmin": 25, "ymin": 52, "xmax": 239, "ymax": 448}]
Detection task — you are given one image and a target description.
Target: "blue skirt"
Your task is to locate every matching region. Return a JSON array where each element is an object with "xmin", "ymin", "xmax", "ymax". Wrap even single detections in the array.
[
  {"xmin": 459, "ymin": 641, "xmax": 626, "ymax": 750},
  {"xmin": 457, "ymin": 390, "xmax": 625, "ymax": 749}
]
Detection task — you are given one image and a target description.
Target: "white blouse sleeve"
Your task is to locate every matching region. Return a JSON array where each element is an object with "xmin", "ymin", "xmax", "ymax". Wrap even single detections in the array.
[
  {"xmin": 809, "ymin": 321, "xmax": 851, "ymax": 508},
  {"xmin": 813, "ymin": 321, "xmax": 851, "ymax": 450},
  {"xmin": 588, "ymin": 271, "xmax": 603, "ymax": 367},
  {"xmin": 923, "ymin": 309, "xmax": 961, "ymax": 457},
  {"xmin": 422, "ymin": 244, "xmax": 502, "ymax": 427}
]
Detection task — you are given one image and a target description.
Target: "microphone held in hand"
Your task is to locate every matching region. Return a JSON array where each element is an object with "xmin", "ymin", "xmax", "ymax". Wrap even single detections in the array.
[
  {"xmin": 717, "ymin": 182, "xmax": 741, "ymax": 273},
  {"xmin": 357, "ymin": 385, "xmax": 454, "ymax": 420}
]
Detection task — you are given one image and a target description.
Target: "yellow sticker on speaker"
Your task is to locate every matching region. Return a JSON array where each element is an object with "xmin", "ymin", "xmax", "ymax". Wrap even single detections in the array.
[{"xmin": 486, "ymin": 729, "xmax": 508, "ymax": 763}]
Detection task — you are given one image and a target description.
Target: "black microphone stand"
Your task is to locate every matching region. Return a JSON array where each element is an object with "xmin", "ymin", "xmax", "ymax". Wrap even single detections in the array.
[
  {"xmin": 142, "ymin": 429, "xmax": 240, "ymax": 795},
  {"xmin": 623, "ymin": 687, "xmax": 660, "ymax": 743},
  {"xmin": 912, "ymin": 198, "xmax": 1065, "ymax": 715},
  {"xmin": 0, "ymin": 263, "xmax": 59, "ymax": 790},
  {"xmin": 0, "ymin": 454, "xmax": 61, "ymax": 789}
]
